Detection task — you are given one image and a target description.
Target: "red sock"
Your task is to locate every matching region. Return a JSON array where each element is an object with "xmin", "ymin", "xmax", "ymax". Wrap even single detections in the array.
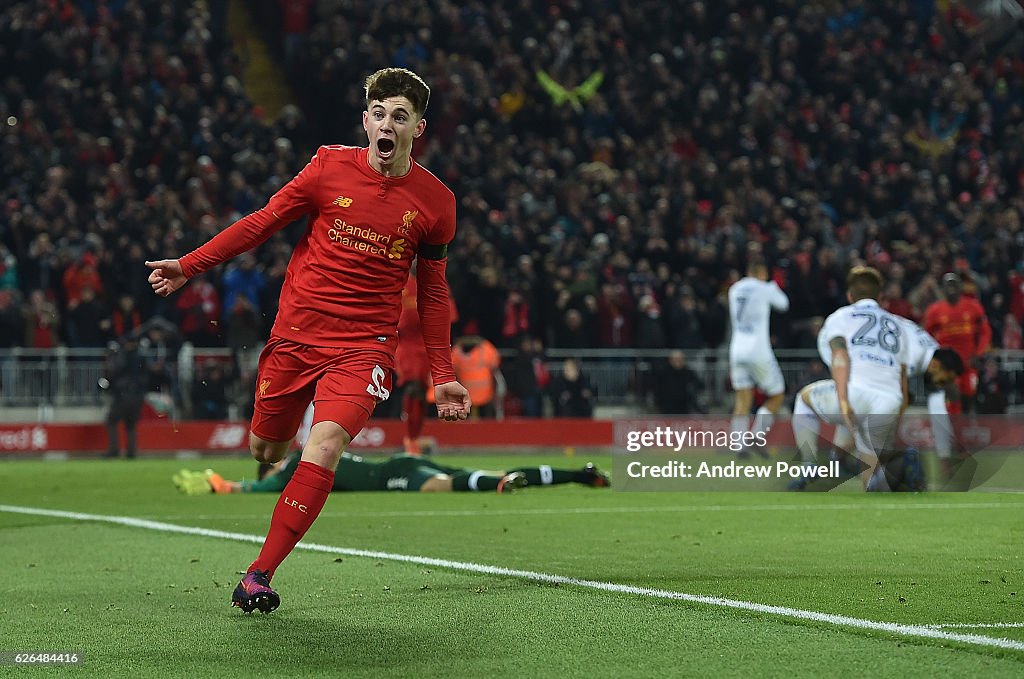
[
  {"xmin": 249, "ymin": 461, "xmax": 334, "ymax": 579},
  {"xmin": 946, "ymin": 399, "xmax": 963, "ymax": 415},
  {"xmin": 404, "ymin": 392, "xmax": 425, "ymax": 439}
]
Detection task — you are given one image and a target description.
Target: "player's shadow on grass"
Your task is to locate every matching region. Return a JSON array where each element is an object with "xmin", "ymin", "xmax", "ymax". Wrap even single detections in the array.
[{"xmin": 227, "ymin": 614, "xmax": 483, "ymax": 672}]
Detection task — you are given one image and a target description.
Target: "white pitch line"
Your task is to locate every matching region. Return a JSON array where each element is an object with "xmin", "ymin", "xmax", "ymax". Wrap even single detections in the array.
[
  {"xmin": 2, "ymin": 503, "xmax": 1023, "ymax": 653},
  {"xmin": 138, "ymin": 500, "xmax": 1024, "ymax": 521},
  {"xmin": 925, "ymin": 626, "xmax": 1024, "ymax": 630}
]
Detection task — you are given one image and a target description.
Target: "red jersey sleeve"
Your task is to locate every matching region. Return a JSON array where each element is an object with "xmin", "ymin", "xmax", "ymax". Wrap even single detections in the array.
[
  {"xmin": 417, "ymin": 197, "xmax": 457, "ymax": 385},
  {"xmin": 179, "ymin": 149, "xmax": 323, "ymax": 278}
]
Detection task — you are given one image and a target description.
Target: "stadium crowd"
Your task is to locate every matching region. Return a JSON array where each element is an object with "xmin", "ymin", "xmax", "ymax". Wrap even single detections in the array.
[{"xmin": 2, "ymin": 0, "xmax": 1023, "ymax": 411}]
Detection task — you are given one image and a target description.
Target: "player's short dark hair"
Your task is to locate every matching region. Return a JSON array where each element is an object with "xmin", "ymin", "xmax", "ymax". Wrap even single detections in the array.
[
  {"xmin": 846, "ymin": 266, "xmax": 883, "ymax": 301},
  {"xmin": 364, "ymin": 68, "xmax": 430, "ymax": 117},
  {"xmin": 933, "ymin": 347, "xmax": 964, "ymax": 376}
]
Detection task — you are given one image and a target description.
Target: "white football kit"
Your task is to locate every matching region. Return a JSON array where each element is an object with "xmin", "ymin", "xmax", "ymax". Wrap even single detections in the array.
[
  {"xmin": 896, "ymin": 316, "xmax": 953, "ymax": 458},
  {"xmin": 898, "ymin": 316, "xmax": 938, "ymax": 378},
  {"xmin": 805, "ymin": 299, "xmax": 911, "ymax": 456},
  {"xmin": 728, "ymin": 277, "xmax": 789, "ymax": 396}
]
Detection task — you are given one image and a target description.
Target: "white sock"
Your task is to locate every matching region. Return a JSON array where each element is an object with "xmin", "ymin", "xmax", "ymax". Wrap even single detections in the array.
[
  {"xmin": 731, "ymin": 415, "xmax": 749, "ymax": 437},
  {"xmin": 928, "ymin": 391, "xmax": 952, "ymax": 459},
  {"xmin": 792, "ymin": 397, "xmax": 820, "ymax": 464},
  {"xmin": 751, "ymin": 406, "xmax": 774, "ymax": 438}
]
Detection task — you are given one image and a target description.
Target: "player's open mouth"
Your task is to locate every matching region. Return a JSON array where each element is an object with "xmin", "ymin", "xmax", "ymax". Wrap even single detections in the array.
[{"xmin": 377, "ymin": 138, "xmax": 395, "ymax": 159}]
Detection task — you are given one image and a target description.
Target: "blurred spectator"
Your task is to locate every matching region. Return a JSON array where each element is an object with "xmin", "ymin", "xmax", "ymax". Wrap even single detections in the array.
[
  {"xmin": 501, "ymin": 287, "xmax": 534, "ymax": 348},
  {"xmin": 103, "ymin": 337, "xmax": 148, "ymax": 459},
  {"xmin": 635, "ymin": 294, "xmax": 667, "ymax": 349},
  {"xmin": 554, "ymin": 308, "xmax": 593, "ymax": 349},
  {"xmin": 550, "ymin": 358, "xmax": 595, "ymax": 418},
  {"xmin": 109, "ymin": 294, "xmax": 144, "ymax": 341},
  {"xmin": 976, "ymin": 357, "xmax": 1010, "ymax": 415},
  {"xmin": 65, "ymin": 287, "xmax": 109, "ymax": 348},
  {"xmin": 0, "ymin": 244, "xmax": 17, "ymax": 290},
  {"xmin": 144, "ymin": 356, "xmax": 176, "ymax": 418},
  {"xmin": 136, "ymin": 317, "xmax": 184, "ymax": 364},
  {"xmin": 62, "ymin": 253, "xmax": 104, "ymax": 308},
  {"xmin": 0, "ymin": 291, "xmax": 22, "ymax": 349},
  {"xmin": 23, "ymin": 290, "xmax": 60, "ymax": 348},
  {"xmin": 597, "ymin": 282, "xmax": 634, "ymax": 348},
  {"xmin": 279, "ymin": 0, "xmax": 313, "ymax": 70},
  {"xmin": 191, "ymin": 360, "xmax": 231, "ymax": 420},
  {"xmin": 1002, "ymin": 313, "xmax": 1022, "ymax": 350},
  {"xmin": 221, "ymin": 254, "xmax": 267, "ymax": 322},
  {"xmin": 174, "ymin": 273, "xmax": 222, "ymax": 347},
  {"xmin": 452, "ymin": 335, "xmax": 502, "ymax": 419},
  {"xmin": 881, "ymin": 282, "xmax": 915, "ymax": 321},
  {"xmin": 653, "ymin": 350, "xmax": 705, "ymax": 414},
  {"xmin": 505, "ymin": 336, "xmax": 549, "ymax": 417},
  {"xmin": 225, "ymin": 296, "xmax": 265, "ymax": 372},
  {"xmin": 666, "ymin": 288, "xmax": 704, "ymax": 349}
]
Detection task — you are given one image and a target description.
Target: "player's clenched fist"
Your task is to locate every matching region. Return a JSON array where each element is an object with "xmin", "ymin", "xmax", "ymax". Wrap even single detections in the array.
[{"xmin": 145, "ymin": 259, "xmax": 187, "ymax": 297}]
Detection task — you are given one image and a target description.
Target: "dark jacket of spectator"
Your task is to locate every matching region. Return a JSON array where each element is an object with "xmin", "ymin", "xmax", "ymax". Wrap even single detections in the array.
[
  {"xmin": 653, "ymin": 351, "xmax": 705, "ymax": 414},
  {"xmin": 550, "ymin": 358, "xmax": 595, "ymax": 418}
]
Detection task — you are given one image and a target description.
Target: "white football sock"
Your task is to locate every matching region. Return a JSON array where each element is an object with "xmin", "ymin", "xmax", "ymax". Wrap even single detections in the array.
[{"xmin": 792, "ymin": 397, "xmax": 820, "ymax": 464}]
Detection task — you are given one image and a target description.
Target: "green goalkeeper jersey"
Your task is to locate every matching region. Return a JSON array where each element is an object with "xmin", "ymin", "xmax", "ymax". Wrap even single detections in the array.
[
  {"xmin": 334, "ymin": 452, "xmax": 386, "ymax": 491},
  {"xmin": 243, "ymin": 452, "xmax": 459, "ymax": 493}
]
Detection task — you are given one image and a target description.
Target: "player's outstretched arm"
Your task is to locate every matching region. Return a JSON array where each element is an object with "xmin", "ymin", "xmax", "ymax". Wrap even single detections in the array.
[
  {"xmin": 435, "ymin": 381, "xmax": 471, "ymax": 420},
  {"xmin": 146, "ymin": 259, "xmax": 188, "ymax": 297}
]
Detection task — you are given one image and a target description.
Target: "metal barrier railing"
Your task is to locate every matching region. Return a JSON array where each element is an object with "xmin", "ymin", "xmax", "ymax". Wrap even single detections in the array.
[{"xmin": 3, "ymin": 347, "xmax": 1022, "ymax": 413}]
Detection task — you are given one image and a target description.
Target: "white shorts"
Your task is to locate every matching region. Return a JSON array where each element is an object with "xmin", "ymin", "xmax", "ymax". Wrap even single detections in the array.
[
  {"xmin": 730, "ymin": 357, "xmax": 785, "ymax": 396},
  {"xmin": 801, "ymin": 380, "xmax": 903, "ymax": 457}
]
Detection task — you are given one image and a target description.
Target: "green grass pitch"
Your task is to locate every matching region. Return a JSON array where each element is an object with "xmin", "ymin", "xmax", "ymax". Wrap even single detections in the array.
[{"xmin": 1, "ymin": 451, "xmax": 1023, "ymax": 678}]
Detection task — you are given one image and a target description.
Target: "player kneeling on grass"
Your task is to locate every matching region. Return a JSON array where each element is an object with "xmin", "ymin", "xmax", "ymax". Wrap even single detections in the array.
[
  {"xmin": 792, "ymin": 266, "xmax": 911, "ymax": 490},
  {"xmin": 173, "ymin": 452, "xmax": 610, "ymax": 495},
  {"xmin": 808, "ymin": 326, "xmax": 964, "ymax": 492}
]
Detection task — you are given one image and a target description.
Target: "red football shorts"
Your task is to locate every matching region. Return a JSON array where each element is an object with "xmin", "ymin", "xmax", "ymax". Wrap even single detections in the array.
[{"xmin": 250, "ymin": 337, "xmax": 393, "ymax": 442}]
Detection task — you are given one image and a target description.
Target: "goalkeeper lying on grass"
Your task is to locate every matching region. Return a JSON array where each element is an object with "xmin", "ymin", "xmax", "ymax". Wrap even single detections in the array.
[{"xmin": 174, "ymin": 451, "xmax": 610, "ymax": 495}]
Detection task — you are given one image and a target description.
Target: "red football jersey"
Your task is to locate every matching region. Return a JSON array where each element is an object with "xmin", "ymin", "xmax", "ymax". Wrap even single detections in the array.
[
  {"xmin": 923, "ymin": 295, "xmax": 992, "ymax": 362},
  {"xmin": 179, "ymin": 146, "xmax": 457, "ymax": 384}
]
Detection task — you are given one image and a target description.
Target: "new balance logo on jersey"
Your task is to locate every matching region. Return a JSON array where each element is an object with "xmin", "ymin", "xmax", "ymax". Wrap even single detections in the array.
[
  {"xmin": 387, "ymin": 238, "xmax": 408, "ymax": 260},
  {"xmin": 366, "ymin": 365, "xmax": 391, "ymax": 400},
  {"xmin": 333, "ymin": 196, "xmax": 353, "ymax": 207}
]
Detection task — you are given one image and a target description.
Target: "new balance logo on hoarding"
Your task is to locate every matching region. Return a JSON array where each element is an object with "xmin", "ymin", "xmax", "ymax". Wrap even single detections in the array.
[{"xmin": 207, "ymin": 425, "xmax": 248, "ymax": 449}]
